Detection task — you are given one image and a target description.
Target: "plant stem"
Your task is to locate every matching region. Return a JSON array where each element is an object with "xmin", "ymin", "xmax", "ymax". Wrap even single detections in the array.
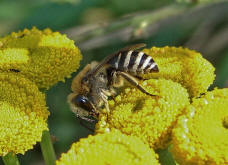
[
  {"xmin": 156, "ymin": 147, "xmax": 176, "ymax": 165},
  {"xmin": 40, "ymin": 130, "xmax": 56, "ymax": 165},
  {"xmin": 63, "ymin": 1, "xmax": 228, "ymax": 55},
  {"xmin": 64, "ymin": 4, "xmax": 187, "ymax": 51},
  {"xmin": 2, "ymin": 153, "xmax": 20, "ymax": 165}
]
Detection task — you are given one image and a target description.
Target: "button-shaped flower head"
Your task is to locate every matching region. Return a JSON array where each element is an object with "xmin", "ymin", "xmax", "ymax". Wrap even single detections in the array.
[
  {"xmin": 172, "ymin": 88, "xmax": 228, "ymax": 165},
  {"xmin": 143, "ymin": 47, "xmax": 215, "ymax": 97},
  {"xmin": 96, "ymin": 79, "xmax": 190, "ymax": 149},
  {"xmin": 0, "ymin": 27, "xmax": 82, "ymax": 89},
  {"xmin": 56, "ymin": 130, "xmax": 160, "ymax": 165},
  {"xmin": 0, "ymin": 73, "xmax": 49, "ymax": 156}
]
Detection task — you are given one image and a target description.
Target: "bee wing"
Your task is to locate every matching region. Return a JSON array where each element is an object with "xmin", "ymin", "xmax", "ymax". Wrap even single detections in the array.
[
  {"xmin": 87, "ymin": 43, "xmax": 146, "ymax": 77},
  {"xmin": 116, "ymin": 43, "xmax": 146, "ymax": 52}
]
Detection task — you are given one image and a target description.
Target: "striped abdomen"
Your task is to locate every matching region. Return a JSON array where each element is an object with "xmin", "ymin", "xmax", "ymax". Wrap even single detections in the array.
[{"xmin": 107, "ymin": 50, "xmax": 158, "ymax": 75}]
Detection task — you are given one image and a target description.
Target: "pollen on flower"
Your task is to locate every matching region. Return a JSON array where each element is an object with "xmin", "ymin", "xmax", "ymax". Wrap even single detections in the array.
[
  {"xmin": 0, "ymin": 73, "xmax": 49, "ymax": 156},
  {"xmin": 0, "ymin": 48, "xmax": 29, "ymax": 65},
  {"xmin": 56, "ymin": 130, "xmax": 160, "ymax": 165},
  {"xmin": 96, "ymin": 79, "xmax": 190, "ymax": 149},
  {"xmin": 171, "ymin": 88, "xmax": 228, "ymax": 165},
  {"xmin": 0, "ymin": 27, "xmax": 82, "ymax": 89},
  {"xmin": 143, "ymin": 47, "xmax": 215, "ymax": 97}
]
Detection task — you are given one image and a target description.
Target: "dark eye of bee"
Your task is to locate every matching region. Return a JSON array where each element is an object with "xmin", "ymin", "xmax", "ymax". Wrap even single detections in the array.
[
  {"xmin": 81, "ymin": 77, "xmax": 89, "ymax": 84},
  {"xmin": 73, "ymin": 95, "xmax": 93, "ymax": 112},
  {"xmin": 9, "ymin": 69, "xmax": 20, "ymax": 73}
]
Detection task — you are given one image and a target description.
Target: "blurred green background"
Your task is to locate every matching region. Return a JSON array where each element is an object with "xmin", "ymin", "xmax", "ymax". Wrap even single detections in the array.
[{"xmin": 0, "ymin": 0, "xmax": 227, "ymax": 164}]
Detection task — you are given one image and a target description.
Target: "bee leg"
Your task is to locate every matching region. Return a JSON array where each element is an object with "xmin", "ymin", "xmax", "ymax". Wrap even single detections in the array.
[
  {"xmin": 134, "ymin": 75, "xmax": 151, "ymax": 80},
  {"xmin": 78, "ymin": 115, "xmax": 97, "ymax": 123},
  {"xmin": 101, "ymin": 89, "xmax": 110, "ymax": 96},
  {"xmin": 134, "ymin": 75, "xmax": 144, "ymax": 80},
  {"xmin": 102, "ymin": 87, "xmax": 116, "ymax": 100},
  {"xmin": 104, "ymin": 101, "xmax": 110, "ymax": 114},
  {"xmin": 100, "ymin": 91, "xmax": 110, "ymax": 113},
  {"xmin": 79, "ymin": 120, "xmax": 95, "ymax": 132},
  {"xmin": 101, "ymin": 98, "xmax": 110, "ymax": 121},
  {"xmin": 99, "ymin": 90, "xmax": 110, "ymax": 120},
  {"xmin": 110, "ymin": 87, "xmax": 117, "ymax": 99},
  {"xmin": 116, "ymin": 71, "xmax": 156, "ymax": 97},
  {"xmin": 104, "ymin": 101, "xmax": 110, "ymax": 121},
  {"xmin": 77, "ymin": 115, "xmax": 97, "ymax": 132},
  {"xmin": 106, "ymin": 67, "xmax": 124, "ymax": 88}
]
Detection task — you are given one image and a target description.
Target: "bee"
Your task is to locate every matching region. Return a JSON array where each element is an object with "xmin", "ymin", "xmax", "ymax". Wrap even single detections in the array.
[{"xmin": 68, "ymin": 43, "xmax": 159, "ymax": 123}]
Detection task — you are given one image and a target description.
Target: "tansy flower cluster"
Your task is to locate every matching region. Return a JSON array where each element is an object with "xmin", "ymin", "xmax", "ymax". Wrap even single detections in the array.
[
  {"xmin": 56, "ymin": 130, "xmax": 160, "ymax": 165},
  {"xmin": 142, "ymin": 47, "xmax": 215, "ymax": 97},
  {"xmin": 172, "ymin": 88, "xmax": 228, "ymax": 164},
  {"xmin": 0, "ymin": 27, "xmax": 82, "ymax": 89},
  {"xmin": 0, "ymin": 28, "xmax": 82, "ymax": 156},
  {"xmin": 0, "ymin": 73, "xmax": 48, "ymax": 156}
]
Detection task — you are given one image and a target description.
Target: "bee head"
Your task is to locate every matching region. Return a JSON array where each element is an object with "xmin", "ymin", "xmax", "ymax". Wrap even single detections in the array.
[{"xmin": 68, "ymin": 94, "xmax": 98, "ymax": 122}]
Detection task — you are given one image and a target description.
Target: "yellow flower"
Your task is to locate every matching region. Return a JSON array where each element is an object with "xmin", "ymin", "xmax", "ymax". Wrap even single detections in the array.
[
  {"xmin": 0, "ymin": 73, "xmax": 49, "ymax": 156},
  {"xmin": 96, "ymin": 79, "xmax": 190, "ymax": 149},
  {"xmin": 0, "ymin": 27, "xmax": 76, "ymax": 49},
  {"xmin": 56, "ymin": 130, "xmax": 160, "ymax": 165},
  {"xmin": 0, "ymin": 27, "xmax": 82, "ymax": 89},
  {"xmin": 143, "ymin": 46, "xmax": 215, "ymax": 97},
  {"xmin": 171, "ymin": 88, "xmax": 228, "ymax": 165}
]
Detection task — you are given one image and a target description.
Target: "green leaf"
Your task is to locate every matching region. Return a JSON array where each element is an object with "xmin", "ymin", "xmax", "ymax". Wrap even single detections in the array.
[
  {"xmin": 214, "ymin": 50, "xmax": 228, "ymax": 88},
  {"xmin": 156, "ymin": 147, "xmax": 176, "ymax": 165}
]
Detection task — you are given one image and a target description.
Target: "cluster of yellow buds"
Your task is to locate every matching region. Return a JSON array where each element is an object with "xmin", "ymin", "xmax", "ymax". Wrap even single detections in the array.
[
  {"xmin": 58, "ymin": 46, "xmax": 227, "ymax": 164},
  {"xmin": 172, "ymin": 88, "xmax": 228, "ymax": 164},
  {"xmin": 57, "ymin": 130, "xmax": 160, "ymax": 165},
  {"xmin": 0, "ymin": 27, "xmax": 82, "ymax": 156},
  {"xmin": 0, "ymin": 27, "xmax": 82, "ymax": 89}
]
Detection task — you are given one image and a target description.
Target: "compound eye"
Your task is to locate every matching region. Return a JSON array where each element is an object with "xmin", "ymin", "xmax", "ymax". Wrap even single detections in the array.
[
  {"xmin": 74, "ymin": 95, "xmax": 93, "ymax": 112},
  {"xmin": 82, "ymin": 77, "xmax": 89, "ymax": 85},
  {"xmin": 76, "ymin": 95, "xmax": 87, "ymax": 104}
]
